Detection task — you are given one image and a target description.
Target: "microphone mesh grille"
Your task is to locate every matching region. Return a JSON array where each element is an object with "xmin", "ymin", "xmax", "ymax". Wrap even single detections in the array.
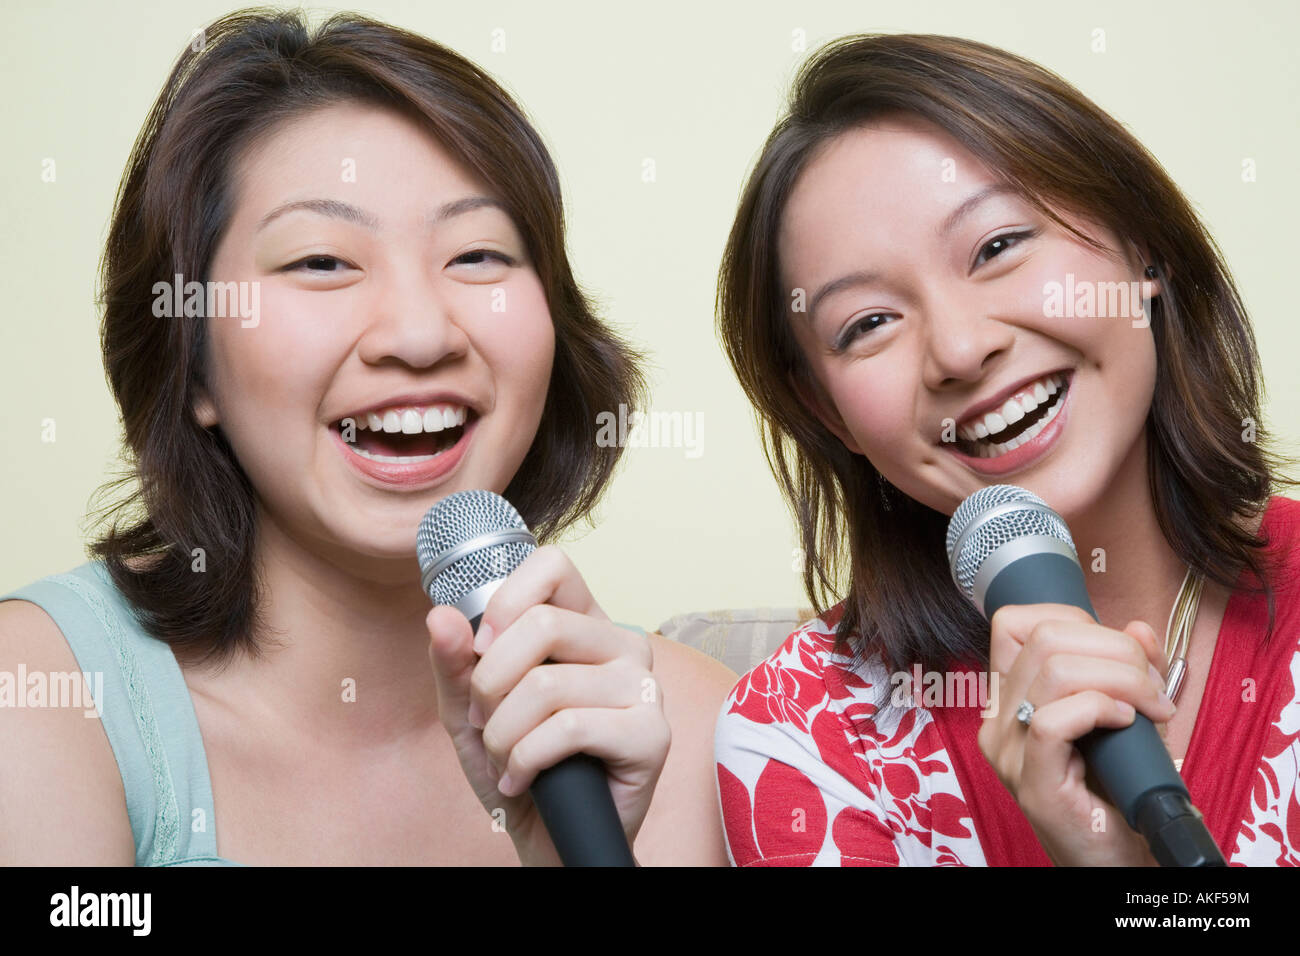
[
  {"xmin": 946, "ymin": 485, "xmax": 1075, "ymax": 600},
  {"xmin": 416, "ymin": 490, "xmax": 535, "ymax": 607}
]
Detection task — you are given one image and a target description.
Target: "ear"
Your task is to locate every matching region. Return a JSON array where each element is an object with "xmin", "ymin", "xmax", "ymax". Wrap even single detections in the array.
[
  {"xmin": 192, "ymin": 385, "xmax": 219, "ymax": 429},
  {"xmin": 1131, "ymin": 240, "xmax": 1173, "ymax": 301},
  {"xmin": 790, "ymin": 369, "xmax": 864, "ymax": 456}
]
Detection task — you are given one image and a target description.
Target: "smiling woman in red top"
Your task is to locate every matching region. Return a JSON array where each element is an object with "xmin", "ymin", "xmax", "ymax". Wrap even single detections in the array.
[{"xmin": 714, "ymin": 34, "xmax": 1299, "ymax": 866}]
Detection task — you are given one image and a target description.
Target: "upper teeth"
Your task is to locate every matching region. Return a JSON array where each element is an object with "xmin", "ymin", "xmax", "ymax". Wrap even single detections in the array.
[
  {"xmin": 958, "ymin": 374, "xmax": 1064, "ymax": 443},
  {"xmin": 340, "ymin": 404, "xmax": 469, "ymax": 434}
]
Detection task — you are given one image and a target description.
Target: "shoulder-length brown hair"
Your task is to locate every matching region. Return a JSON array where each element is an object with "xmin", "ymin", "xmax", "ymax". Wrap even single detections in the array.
[
  {"xmin": 717, "ymin": 33, "xmax": 1292, "ymax": 674},
  {"xmin": 89, "ymin": 8, "xmax": 645, "ymax": 668}
]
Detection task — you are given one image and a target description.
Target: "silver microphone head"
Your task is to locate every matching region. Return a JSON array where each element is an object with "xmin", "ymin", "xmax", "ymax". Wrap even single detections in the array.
[
  {"xmin": 946, "ymin": 484, "xmax": 1076, "ymax": 603},
  {"xmin": 416, "ymin": 490, "xmax": 537, "ymax": 613}
]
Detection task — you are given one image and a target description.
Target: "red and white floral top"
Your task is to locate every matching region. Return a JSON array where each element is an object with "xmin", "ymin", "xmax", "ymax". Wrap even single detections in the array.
[{"xmin": 714, "ymin": 496, "xmax": 1300, "ymax": 866}]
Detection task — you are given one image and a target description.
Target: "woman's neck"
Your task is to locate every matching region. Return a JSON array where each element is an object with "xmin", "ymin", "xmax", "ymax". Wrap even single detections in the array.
[
  {"xmin": 1065, "ymin": 437, "xmax": 1187, "ymax": 639},
  {"xmin": 188, "ymin": 512, "xmax": 443, "ymax": 750}
]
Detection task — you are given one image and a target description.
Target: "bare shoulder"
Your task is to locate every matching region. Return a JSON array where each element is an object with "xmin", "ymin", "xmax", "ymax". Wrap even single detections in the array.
[
  {"xmin": 633, "ymin": 632, "xmax": 738, "ymax": 867},
  {"xmin": 645, "ymin": 631, "xmax": 740, "ymax": 750},
  {"xmin": 0, "ymin": 599, "xmax": 135, "ymax": 864},
  {"xmin": 646, "ymin": 630, "xmax": 739, "ymax": 710}
]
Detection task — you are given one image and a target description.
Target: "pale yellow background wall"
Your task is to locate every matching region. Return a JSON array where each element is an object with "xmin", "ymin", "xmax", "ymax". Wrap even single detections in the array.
[{"xmin": 2, "ymin": 0, "xmax": 1297, "ymax": 632}]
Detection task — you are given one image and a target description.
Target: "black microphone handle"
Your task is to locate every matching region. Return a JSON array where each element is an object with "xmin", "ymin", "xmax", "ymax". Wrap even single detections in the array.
[
  {"xmin": 466, "ymin": 611, "xmax": 636, "ymax": 866},
  {"xmin": 981, "ymin": 554, "xmax": 1225, "ymax": 866}
]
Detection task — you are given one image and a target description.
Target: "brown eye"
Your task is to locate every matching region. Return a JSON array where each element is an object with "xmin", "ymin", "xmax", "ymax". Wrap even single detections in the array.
[
  {"xmin": 834, "ymin": 313, "xmax": 898, "ymax": 351},
  {"xmin": 288, "ymin": 255, "xmax": 348, "ymax": 272},
  {"xmin": 451, "ymin": 249, "xmax": 515, "ymax": 267},
  {"xmin": 973, "ymin": 230, "xmax": 1035, "ymax": 269}
]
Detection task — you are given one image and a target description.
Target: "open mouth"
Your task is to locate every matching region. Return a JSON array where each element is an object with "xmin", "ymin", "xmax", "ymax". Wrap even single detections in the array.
[
  {"xmin": 955, "ymin": 372, "xmax": 1070, "ymax": 459},
  {"xmin": 333, "ymin": 406, "xmax": 476, "ymax": 464}
]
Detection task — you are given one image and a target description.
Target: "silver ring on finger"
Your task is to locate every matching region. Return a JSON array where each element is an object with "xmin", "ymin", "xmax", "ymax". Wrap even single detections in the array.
[{"xmin": 1015, "ymin": 699, "xmax": 1035, "ymax": 727}]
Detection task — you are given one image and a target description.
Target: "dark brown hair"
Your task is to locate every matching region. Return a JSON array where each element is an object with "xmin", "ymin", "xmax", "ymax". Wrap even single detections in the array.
[
  {"xmin": 89, "ymin": 8, "xmax": 645, "ymax": 668},
  {"xmin": 717, "ymin": 33, "xmax": 1293, "ymax": 674}
]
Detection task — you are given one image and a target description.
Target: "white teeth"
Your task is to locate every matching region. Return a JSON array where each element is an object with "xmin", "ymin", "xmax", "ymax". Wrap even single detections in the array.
[
  {"xmin": 973, "ymin": 380, "xmax": 1067, "ymax": 459},
  {"xmin": 960, "ymin": 373, "xmax": 1069, "ymax": 443},
  {"xmin": 1040, "ymin": 393, "xmax": 1064, "ymax": 425},
  {"xmin": 345, "ymin": 444, "xmax": 449, "ymax": 464},
  {"xmin": 348, "ymin": 404, "xmax": 471, "ymax": 434}
]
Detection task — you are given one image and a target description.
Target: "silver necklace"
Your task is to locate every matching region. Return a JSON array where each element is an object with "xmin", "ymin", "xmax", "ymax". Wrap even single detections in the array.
[{"xmin": 1163, "ymin": 565, "xmax": 1203, "ymax": 772}]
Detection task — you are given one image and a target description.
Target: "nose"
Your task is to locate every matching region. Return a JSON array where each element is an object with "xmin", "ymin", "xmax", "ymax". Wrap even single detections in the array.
[
  {"xmin": 355, "ymin": 262, "xmax": 471, "ymax": 369},
  {"xmin": 920, "ymin": 294, "xmax": 1015, "ymax": 391}
]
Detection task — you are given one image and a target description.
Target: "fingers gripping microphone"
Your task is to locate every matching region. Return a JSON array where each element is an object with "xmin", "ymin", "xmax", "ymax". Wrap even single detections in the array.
[
  {"xmin": 416, "ymin": 490, "xmax": 635, "ymax": 866},
  {"xmin": 946, "ymin": 485, "xmax": 1225, "ymax": 867}
]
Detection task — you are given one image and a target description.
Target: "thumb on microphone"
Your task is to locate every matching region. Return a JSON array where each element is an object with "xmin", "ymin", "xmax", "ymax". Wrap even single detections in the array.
[
  {"xmin": 1121, "ymin": 619, "xmax": 1172, "ymax": 693},
  {"xmin": 427, "ymin": 605, "xmax": 479, "ymax": 742}
]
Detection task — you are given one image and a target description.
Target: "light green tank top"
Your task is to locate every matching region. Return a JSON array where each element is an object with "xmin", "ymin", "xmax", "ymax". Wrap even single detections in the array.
[
  {"xmin": 3, "ymin": 560, "xmax": 647, "ymax": 866},
  {"xmin": 2, "ymin": 561, "xmax": 242, "ymax": 866}
]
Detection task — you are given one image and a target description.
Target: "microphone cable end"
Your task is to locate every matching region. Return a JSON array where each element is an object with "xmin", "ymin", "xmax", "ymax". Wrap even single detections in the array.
[{"xmin": 1136, "ymin": 789, "xmax": 1227, "ymax": 867}]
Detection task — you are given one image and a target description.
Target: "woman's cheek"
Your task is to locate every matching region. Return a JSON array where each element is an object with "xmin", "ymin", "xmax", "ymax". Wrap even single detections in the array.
[
  {"xmin": 214, "ymin": 334, "xmax": 327, "ymax": 431},
  {"xmin": 204, "ymin": 324, "xmax": 329, "ymax": 478},
  {"xmin": 494, "ymin": 278, "xmax": 555, "ymax": 392},
  {"xmin": 832, "ymin": 368, "xmax": 913, "ymax": 456},
  {"xmin": 258, "ymin": 287, "xmax": 352, "ymax": 357}
]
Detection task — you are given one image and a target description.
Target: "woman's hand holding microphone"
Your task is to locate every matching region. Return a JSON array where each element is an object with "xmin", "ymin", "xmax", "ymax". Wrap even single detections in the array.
[
  {"xmin": 979, "ymin": 603, "xmax": 1177, "ymax": 866},
  {"xmin": 425, "ymin": 545, "xmax": 670, "ymax": 866}
]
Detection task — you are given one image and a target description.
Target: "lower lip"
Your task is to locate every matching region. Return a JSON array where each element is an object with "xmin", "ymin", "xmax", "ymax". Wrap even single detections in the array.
[
  {"xmin": 330, "ymin": 418, "xmax": 476, "ymax": 488},
  {"xmin": 944, "ymin": 381, "xmax": 1072, "ymax": 476}
]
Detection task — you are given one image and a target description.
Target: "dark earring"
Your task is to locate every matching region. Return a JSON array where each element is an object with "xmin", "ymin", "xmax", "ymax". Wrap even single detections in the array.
[{"xmin": 1144, "ymin": 265, "xmax": 1158, "ymax": 279}]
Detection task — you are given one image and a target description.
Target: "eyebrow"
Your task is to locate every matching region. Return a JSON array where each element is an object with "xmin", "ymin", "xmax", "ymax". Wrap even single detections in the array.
[
  {"xmin": 255, "ymin": 195, "xmax": 507, "ymax": 232},
  {"xmin": 807, "ymin": 270, "xmax": 885, "ymax": 321},
  {"xmin": 937, "ymin": 183, "xmax": 1021, "ymax": 239},
  {"xmin": 806, "ymin": 183, "xmax": 1022, "ymax": 321}
]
